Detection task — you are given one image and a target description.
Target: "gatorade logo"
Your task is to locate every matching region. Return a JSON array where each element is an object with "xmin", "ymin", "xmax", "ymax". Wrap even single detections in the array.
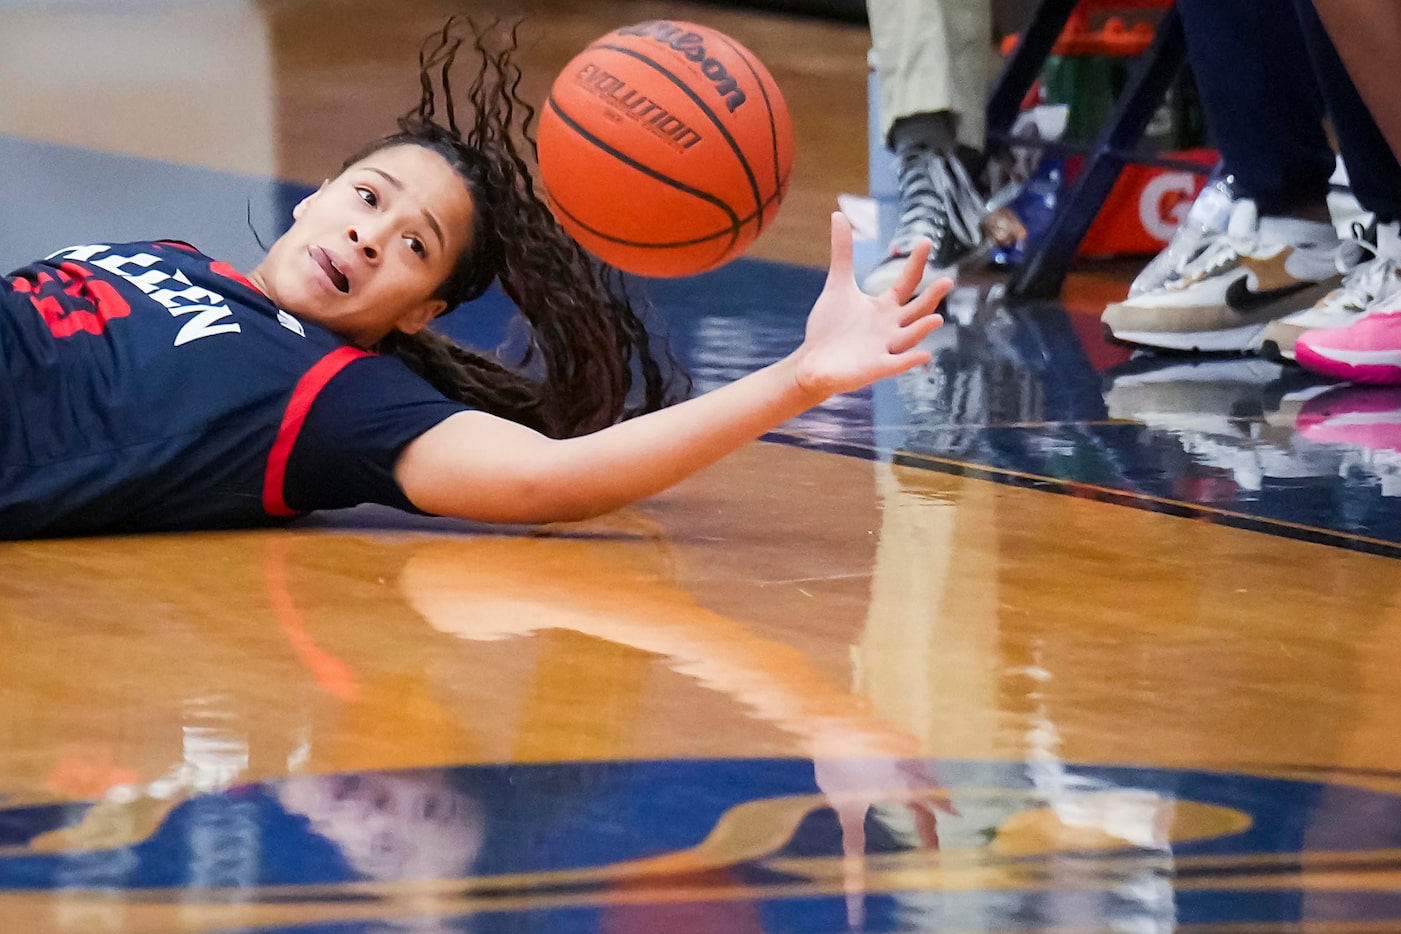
[
  {"xmin": 1139, "ymin": 172, "xmax": 1198, "ymax": 242},
  {"xmin": 617, "ymin": 22, "xmax": 748, "ymax": 113}
]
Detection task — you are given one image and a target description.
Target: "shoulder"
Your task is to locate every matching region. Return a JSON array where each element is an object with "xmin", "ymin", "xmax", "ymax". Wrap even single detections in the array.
[
  {"xmin": 283, "ymin": 351, "xmax": 470, "ymax": 514},
  {"xmin": 304, "ymin": 351, "xmax": 468, "ymax": 444},
  {"xmin": 331, "ymin": 351, "xmax": 448, "ymax": 396}
]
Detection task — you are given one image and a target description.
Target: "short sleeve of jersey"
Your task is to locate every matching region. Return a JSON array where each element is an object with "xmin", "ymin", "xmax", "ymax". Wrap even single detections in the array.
[{"xmin": 283, "ymin": 355, "xmax": 469, "ymax": 514}]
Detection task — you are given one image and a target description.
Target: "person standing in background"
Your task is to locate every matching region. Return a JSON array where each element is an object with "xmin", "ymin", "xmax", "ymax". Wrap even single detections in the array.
[{"xmin": 861, "ymin": 0, "xmax": 992, "ymax": 296}]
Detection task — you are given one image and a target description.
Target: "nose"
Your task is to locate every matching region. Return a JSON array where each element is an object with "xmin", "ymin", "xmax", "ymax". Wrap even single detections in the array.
[{"xmin": 347, "ymin": 227, "xmax": 379, "ymax": 262}]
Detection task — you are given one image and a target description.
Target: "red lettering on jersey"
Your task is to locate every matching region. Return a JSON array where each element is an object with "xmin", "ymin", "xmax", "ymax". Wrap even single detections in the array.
[{"xmin": 13, "ymin": 262, "xmax": 132, "ymax": 338}]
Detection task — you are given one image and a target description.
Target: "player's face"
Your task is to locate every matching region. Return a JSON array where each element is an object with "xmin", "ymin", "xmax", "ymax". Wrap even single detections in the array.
[{"xmin": 249, "ymin": 144, "xmax": 475, "ymax": 346}]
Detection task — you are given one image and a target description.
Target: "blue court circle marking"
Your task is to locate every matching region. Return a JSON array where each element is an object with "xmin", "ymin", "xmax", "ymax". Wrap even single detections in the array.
[{"xmin": 2, "ymin": 758, "xmax": 1401, "ymax": 931}]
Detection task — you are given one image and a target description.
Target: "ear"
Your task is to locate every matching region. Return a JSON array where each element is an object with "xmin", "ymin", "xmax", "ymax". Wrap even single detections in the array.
[
  {"xmin": 395, "ymin": 298, "xmax": 448, "ymax": 336},
  {"xmin": 292, "ymin": 180, "xmax": 329, "ymax": 221}
]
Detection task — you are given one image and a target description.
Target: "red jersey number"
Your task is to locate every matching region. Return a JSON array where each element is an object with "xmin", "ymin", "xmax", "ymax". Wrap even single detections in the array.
[{"xmin": 10, "ymin": 262, "xmax": 132, "ymax": 338}]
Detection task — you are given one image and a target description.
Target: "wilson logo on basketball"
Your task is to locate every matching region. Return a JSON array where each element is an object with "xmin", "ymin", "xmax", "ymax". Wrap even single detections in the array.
[
  {"xmin": 617, "ymin": 21, "xmax": 748, "ymax": 113},
  {"xmin": 576, "ymin": 64, "xmax": 703, "ymax": 151}
]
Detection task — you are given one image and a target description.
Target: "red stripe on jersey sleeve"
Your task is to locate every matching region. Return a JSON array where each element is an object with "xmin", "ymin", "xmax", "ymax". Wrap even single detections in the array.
[
  {"xmin": 209, "ymin": 260, "xmax": 266, "ymax": 297},
  {"xmin": 263, "ymin": 345, "xmax": 373, "ymax": 517}
]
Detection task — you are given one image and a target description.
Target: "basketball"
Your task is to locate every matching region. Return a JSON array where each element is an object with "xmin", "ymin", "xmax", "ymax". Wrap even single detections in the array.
[{"xmin": 537, "ymin": 21, "xmax": 795, "ymax": 277}]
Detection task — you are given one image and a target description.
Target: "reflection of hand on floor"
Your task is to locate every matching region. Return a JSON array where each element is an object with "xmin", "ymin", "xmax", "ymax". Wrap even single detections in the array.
[
  {"xmin": 402, "ymin": 534, "xmax": 931, "ymax": 765},
  {"xmin": 813, "ymin": 756, "xmax": 952, "ymax": 850},
  {"xmin": 812, "ymin": 756, "xmax": 952, "ymax": 931}
]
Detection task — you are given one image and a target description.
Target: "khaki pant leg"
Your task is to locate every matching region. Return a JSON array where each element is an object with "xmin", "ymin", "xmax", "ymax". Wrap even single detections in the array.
[{"xmin": 867, "ymin": 0, "xmax": 993, "ymax": 149}]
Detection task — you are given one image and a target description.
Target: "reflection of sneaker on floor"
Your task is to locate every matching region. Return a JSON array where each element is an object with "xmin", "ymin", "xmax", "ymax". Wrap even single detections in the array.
[
  {"xmin": 1103, "ymin": 354, "xmax": 1286, "ymax": 427},
  {"xmin": 861, "ymin": 147, "xmax": 985, "ymax": 297},
  {"xmin": 1101, "ymin": 201, "xmax": 1340, "ymax": 352},
  {"xmin": 1260, "ymin": 374, "xmax": 1338, "ymax": 431},
  {"xmin": 1260, "ymin": 219, "xmax": 1401, "ymax": 362},
  {"xmin": 1297, "ymin": 385, "xmax": 1401, "ymax": 449},
  {"xmin": 1296, "ymin": 385, "xmax": 1401, "ymax": 496},
  {"xmin": 896, "ymin": 286, "xmax": 1045, "ymax": 443},
  {"xmin": 1103, "ymin": 354, "xmax": 1340, "ymax": 489},
  {"xmin": 1336, "ymin": 446, "xmax": 1401, "ymax": 498},
  {"xmin": 1295, "ymin": 301, "xmax": 1401, "ymax": 385}
]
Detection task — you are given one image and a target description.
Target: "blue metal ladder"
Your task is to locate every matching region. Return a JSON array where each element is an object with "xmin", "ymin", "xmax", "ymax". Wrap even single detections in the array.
[{"xmin": 986, "ymin": 1, "xmax": 1188, "ymax": 299}]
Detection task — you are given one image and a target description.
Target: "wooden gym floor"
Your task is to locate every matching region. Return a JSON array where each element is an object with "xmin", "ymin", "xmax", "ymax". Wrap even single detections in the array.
[{"xmin": 3, "ymin": 1, "xmax": 1401, "ymax": 931}]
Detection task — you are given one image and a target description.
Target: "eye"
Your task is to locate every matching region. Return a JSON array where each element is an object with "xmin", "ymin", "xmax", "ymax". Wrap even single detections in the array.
[
  {"xmin": 405, "ymin": 236, "xmax": 427, "ymax": 259},
  {"xmin": 356, "ymin": 186, "xmax": 378, "ymax": 208}
]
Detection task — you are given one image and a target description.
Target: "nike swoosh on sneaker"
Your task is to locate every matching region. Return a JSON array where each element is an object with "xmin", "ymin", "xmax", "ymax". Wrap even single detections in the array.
[{"xmin": 1224, "ymin": 277, "xmax": 1317, "ymax": 313}]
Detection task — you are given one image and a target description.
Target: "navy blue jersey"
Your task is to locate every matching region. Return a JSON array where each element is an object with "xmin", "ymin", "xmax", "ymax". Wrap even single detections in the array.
[{"xmin": 0, "ymin": 241, "xmax": 467, "ymax": 538}]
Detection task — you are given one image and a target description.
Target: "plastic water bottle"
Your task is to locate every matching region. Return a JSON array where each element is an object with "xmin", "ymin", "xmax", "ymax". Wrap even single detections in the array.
[
  {"xmin": 986, "ymin": 155, "xmax": 1066, "ymax": 268},
  {"xmin": 1128, "ymin": 173, "xmax": 1235, "ymax": 296}
]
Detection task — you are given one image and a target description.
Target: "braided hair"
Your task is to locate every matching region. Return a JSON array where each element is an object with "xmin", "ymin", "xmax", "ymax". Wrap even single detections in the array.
[{"xmin": 352, "ymin": 19, "xmax": 686, "ymax": 438}]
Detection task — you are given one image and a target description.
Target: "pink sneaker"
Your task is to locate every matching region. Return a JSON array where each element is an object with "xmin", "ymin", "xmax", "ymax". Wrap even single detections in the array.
[{"xmin": 1296, "ymin": 309, "xmax": 1401, "ymax": 384}]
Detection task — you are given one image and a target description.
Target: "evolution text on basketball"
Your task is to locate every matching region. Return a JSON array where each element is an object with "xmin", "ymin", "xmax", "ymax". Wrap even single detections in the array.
[{"xmin": 577, "ymin": 64, "xmax": 704, "ymax": 151}]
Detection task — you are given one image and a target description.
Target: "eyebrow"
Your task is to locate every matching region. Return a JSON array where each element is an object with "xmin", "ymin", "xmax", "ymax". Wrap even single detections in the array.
[{"xmin": 365, "ymin": 167, "xmax": 446, "ymax": 253}]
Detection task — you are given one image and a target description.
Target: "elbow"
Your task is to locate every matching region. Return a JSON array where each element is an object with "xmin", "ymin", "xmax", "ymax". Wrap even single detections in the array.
[
  {"xmin": 511, "ymin": 476, "xmax": 615, "ymax": 525},
  {"xmin": 483, "ymin": 456, "xmax": 616, "ymax": 525}
]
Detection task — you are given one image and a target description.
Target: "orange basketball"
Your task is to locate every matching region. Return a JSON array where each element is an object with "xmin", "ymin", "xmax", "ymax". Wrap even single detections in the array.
[{"xmin": 537, "ymin": 21, "xmax": 794, "ymax": 277}]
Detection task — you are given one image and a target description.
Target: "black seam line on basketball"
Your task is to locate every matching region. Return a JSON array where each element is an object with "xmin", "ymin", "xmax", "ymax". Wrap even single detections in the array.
[
  {"xmin": 546, "ymin": 95, "xmax": 742, "ymax": 254},
  {"xmin": 548, "ymin": 192, "xmax": 741, "ymax": 250},
  {"xmin": 551, "ymin": 169, "xmax": 791, "ymax": 250},
  {"xmin": 713, "ymin": 33, "xmax": 782, "ymax": 209},
  {"xmin": 595, "ymin": 43, "xmax": 766, "ymax": 227}
]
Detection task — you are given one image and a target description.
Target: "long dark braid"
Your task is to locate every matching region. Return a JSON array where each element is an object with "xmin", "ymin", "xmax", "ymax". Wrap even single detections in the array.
[{"xmin": 359, "ymin": 19, "xmax": 686, "ymax": 438}]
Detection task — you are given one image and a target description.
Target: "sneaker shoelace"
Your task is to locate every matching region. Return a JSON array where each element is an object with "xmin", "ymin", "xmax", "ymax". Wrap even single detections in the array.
[
  {"xmin": 1324, "ymin": 223, "xmax": 1401, "ymax": 313},
  {"xmin": 1151, "ymin": 200, "xmax": 1286, "ymax": 293},
  {"xmin": 1131, "ymin": 230, "xmax": 1222, "ymax": 295},
  {"xmin": 941, "ymin": 152, "xmax": 987, "ymax": 247},
  {"xmin": 887, "ymin": 148, "xmax": 984, "ymax": 266},
  {"xmin": 1164, "ymin": 231, "xmax": 1248, "ymax": 289}
]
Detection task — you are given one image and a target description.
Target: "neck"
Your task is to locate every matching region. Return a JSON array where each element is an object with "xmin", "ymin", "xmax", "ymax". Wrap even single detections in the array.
[{"xmin": 245, "ymin": 265, "xmax": 272, "ymax": 300}]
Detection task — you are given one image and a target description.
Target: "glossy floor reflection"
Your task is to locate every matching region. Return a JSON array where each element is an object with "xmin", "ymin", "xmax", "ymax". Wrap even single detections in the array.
[
  {"xmin": 5, "ymin": 1, "xmax": 1401, "ymax": 931},
  {"xmin": 10, "ymin": 757, "xmax": 1401, "ymax": 933}
]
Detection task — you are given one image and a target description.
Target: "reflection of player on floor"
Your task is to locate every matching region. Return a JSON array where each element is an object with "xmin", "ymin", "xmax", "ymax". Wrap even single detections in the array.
[{"xmin": 4, "ymin": 527, "xmax": 946, "ymax": 885}]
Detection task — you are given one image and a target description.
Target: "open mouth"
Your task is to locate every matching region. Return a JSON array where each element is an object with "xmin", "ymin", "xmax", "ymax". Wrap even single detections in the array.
[{"xmin": 311, "ymin": 247, "xmax": 350, "ymax": 294}]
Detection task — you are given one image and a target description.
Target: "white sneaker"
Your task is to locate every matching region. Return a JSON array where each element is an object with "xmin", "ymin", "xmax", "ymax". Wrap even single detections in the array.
[
  {"xmin": 1259, "ymin": 218, "xmax": 1401, "ymax": 362},
  {"xmin": 1101, "ymin": 200, "xmax": 1342, "ymax": 353},
  {"xmin": 862, "ymin": 147, "xmax": 985, "ymax": 296}
]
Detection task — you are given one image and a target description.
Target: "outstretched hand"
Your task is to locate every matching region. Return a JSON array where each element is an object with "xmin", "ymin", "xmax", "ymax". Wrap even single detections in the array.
[{"xmin": 790, "ymin": 212, "xmax": 950, "ymax": 400}]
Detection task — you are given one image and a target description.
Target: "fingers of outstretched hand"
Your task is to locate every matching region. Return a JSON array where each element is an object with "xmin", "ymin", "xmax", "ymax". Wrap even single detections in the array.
[
  {"xmin": 826, "ymin": 212, "xmax": 854, "ymax": 283},
  {"xmin": 899, "ymin": 276, "xmax": 952, "ymax": 327},
  {"xmin": 887, "ymin": 311, "xmax": 943, "ymax": 355},
  {"xmin": 889, "ymin": 238, "xmax": 933, "ymax": 303},
  {"xmin": 883, "ymin": 347, "xmax": 933, "ymax": 379}
]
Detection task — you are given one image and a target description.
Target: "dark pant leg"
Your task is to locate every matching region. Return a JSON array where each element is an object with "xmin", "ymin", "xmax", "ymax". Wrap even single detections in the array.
[
  {"xmin": 1177, "ymin": 0, "xmax": 1335, "ymax": 214},
  {"xmin": 1292, "ymin": 0, "xmax": 1401, "ymax": 223}
]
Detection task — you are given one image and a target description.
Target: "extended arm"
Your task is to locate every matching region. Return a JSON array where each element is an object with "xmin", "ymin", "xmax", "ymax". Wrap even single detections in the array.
[{"xmin": 396, "ymin": 214, "xmax": 948, "ymax": 523}]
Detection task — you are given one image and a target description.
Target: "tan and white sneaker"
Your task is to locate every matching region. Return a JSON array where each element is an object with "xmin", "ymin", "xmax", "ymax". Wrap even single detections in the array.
[
  {"xmin": 1102, "ymin": 200, "xmax": 1341, "ymax": 353},
  {"xmin": 1259, "ymin": 219, "xmax": 1401, "ymax": 362}
]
